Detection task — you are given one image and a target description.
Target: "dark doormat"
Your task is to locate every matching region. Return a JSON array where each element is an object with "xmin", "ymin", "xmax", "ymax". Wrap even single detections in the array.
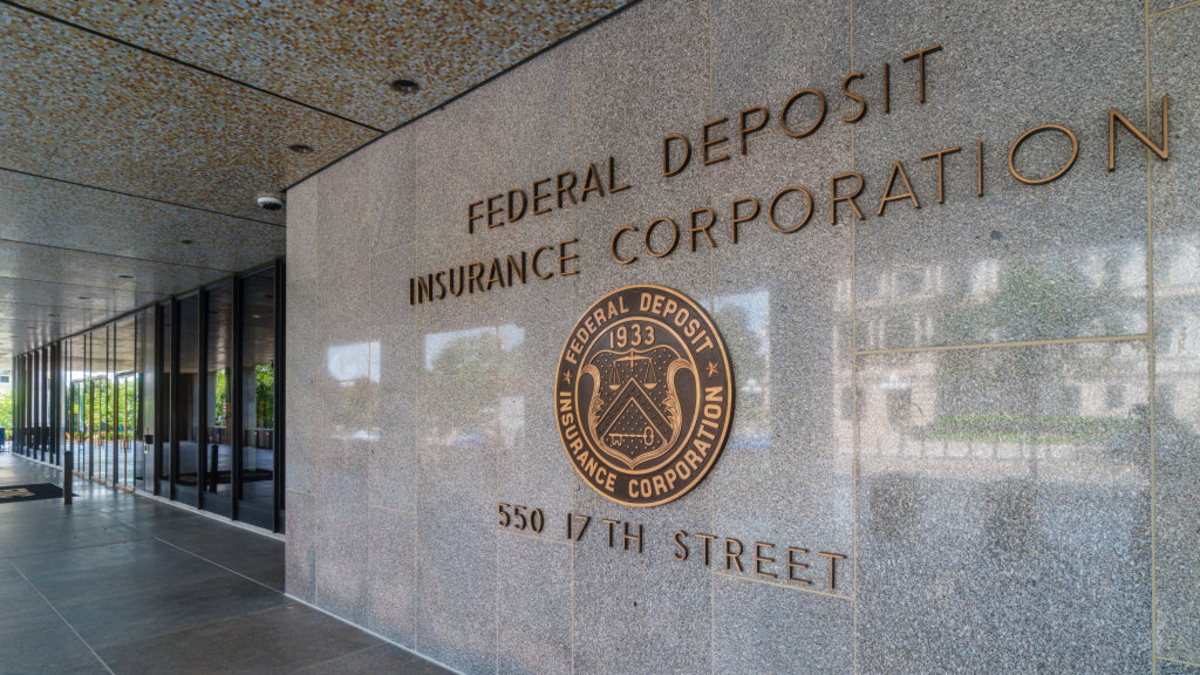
[{"xmin": 0, "ymin": 483, "xmax": 66, "ymax": 504}]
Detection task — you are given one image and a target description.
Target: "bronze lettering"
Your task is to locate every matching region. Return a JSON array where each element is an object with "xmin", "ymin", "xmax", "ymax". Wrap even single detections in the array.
[
  {"xmin": 883, "ymin": 62, "xmax": 890, "ymax": 114},
  {"xmin": 532, "ymin": 178, "xmax": 552, "ymax": 215},
  {"xmin": 580, "ymin": 162, "xmax": 606, "ymax": 202},
  {"xmin": 830, "ymin": 172, "xmax": 865, "ymax": 224},
  {"xmin": 703, "ymin": 117, "xmax": 731, "ymax": 165},
  {"xmin": 1008, "ymin": 123, "xmax": 1078, "ymax": 185},
  {"xmin": 769, "ymin": 186, "xmax": 813, "ymax": 233},
  {"xmin": 531, "ymin": 245, "xmax": 554, "ymax": 279},
  {"xmin": 674, "ymin": 531, "xmax": 689, "ymax": 561},
  {"xmin": 559, "ymin": 239, "xmax": 579, "ymax": 276},
  {"xmin": 556, "ymin": 171, "xmax": 578, "ymax": 208},
  {"xmin": 1109, "ymin": 94, "xmax": 1169, "ymax": 171},
  {"xmin": 506, "ymin": 252, "xmax": 527, "ymax": 286},
  {"xmin": 507, "ymin": 189, "xmax": 528, "ymax": 223},
  {"xmin": 697, "ymin": 533, "xmax": 716, "ymax": 566},
  {"xmin": 977, "ymin": 141, "xmax": 984, "ymax": 196},
  {"xmin": 645, "ymin": 218, "xmax": 680, "ymax": 258},
  {"xmin": 601, "ymin": 518, "xmax": 619, "ymax": 547},
  {"xmin": 754, "ymin": 542, "xmax": 778, "ymax": 579},
  {"xmin": 607, "ymin": 155, "xmax": 631, "ymax": 193},
  {"xmin": 920, "ymin": 146, "xmax": 961, "ymax": 204},
  {"xmin": 485, "ymin": 258, "xmax": 505, "ymax": 290},
  {"xmin": 467, "ymin": 262, "xmax": 484, "ymax": 293},
  {"xmin": 611, "ymin": 225, "xmax": 639, "ymax": 265},
  {"xmin": 901, "ymin": 44, "xmax": 942, "ymax": 104},
  {"xmin": 786, "ymin": 547, "xmax": 812, "ymax": 585},
  {"xmin": 689, "ymin": 207, "xmax": 717, "ymax": 251},
  {"xmin": 725, "ymin": 538, "xmax": 745, "ymax": 572},
  {"xmin": 781, "ymin": 88, "xmax": 827, "ymax": 138},
  {"xmin": 467, "ymin": 200, "xmax": 484, "ymax": 234},
  {"xmin": 486, "ymin": 194, "xmax": 504, "ymax": 228},
  {"xmin": 878, "ymin": 160, "xmax": 921, "ymax": 215},
  {"xmin": 435, "ymin": 271, "xmax": 447, "ymax": 300},
  {"xmin": 817, "ymin": 551, "xmax": 847, "ymax": 590},
  {"xmin": 842, "ymin": 72, "xmax": 867, "ymax": 123},
  {"xmin": 731, "ymin": 197, "xmax": 760, "ymax": 244},
  {"xmin": 739, "ymin": 106, "xmax": 770, "ymax": 154},
  {"xmin": 623, "ymin": 522, "xmax": 643, "ymax": 553},
  {"xmin": 664, "ymin": 134, "xmax": 692, "ymax": 177}
]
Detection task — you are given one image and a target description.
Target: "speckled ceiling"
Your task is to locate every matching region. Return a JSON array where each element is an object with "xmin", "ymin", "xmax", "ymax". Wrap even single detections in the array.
[{"xmin": 0, "ymin": 0, "xmax": 631, "ymax": 361}]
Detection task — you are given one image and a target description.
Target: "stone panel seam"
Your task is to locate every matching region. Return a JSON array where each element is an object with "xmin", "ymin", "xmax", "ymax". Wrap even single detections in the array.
[
  {"xmin": 284, "ymin": 593, "xmax": 471, "ymax": 675},
  {"xmin": 1148, "ymin": 0, "xmax": 1200, "ymax": 16},
  {"xmin": 9, "ymin": 561, "xmax": 116, "ymax": 675},
  {"xmin": 368, "ymin": 503, "xmax": 415, "ymax": 517},
  {"xmin": 1158, "ymin": 656, "xmax": 1200, "ymax": 668},
  {"xmin": 849, "ymin": 2, "xmax": 860, "ymax": 674},
  {"xmin": 855, "ymin": 333, "xmax": 1151, "ymax": 356},
  {"xmin": 707, "ymin": 4, "xmax": 717, "ymax": 673},
  {"xmin": 711, "ymin": 569, "xmax": 854, "ymax": 601},
  {"xmin": 497, "ymin": 528, "xmax": 570, "ymax": 546},
  {"xmin": 1145, "ymin": 1, "xmax": 1159, "ymax": 671}
]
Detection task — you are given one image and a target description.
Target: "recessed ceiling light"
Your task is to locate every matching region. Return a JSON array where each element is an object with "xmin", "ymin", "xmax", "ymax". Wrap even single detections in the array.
[
  {"xmin": 181, "ymin": 239, "xmax": 196, "ymax": 245},
  {"xmin": 288, "ymin": 143, "xmax": 314, "ymax": 154},
  {"xmin": 389, "ymin": 78, "xmax": 420, "ymax": 94}
]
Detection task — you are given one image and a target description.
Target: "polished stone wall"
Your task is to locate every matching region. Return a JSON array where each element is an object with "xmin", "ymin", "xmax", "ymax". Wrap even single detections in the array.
[{"xmin": 285, "ymin": 0, "xmax": 1200, "ymax": 672}]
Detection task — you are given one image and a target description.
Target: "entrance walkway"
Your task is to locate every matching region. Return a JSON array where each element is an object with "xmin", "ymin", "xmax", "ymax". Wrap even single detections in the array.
[{"xmin": 0, "ymin": 452, "xmax": 450, "ymax": 674}]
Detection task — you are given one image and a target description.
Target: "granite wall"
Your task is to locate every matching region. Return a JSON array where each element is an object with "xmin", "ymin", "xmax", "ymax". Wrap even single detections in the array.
[{"xmin": 284, "ymin": 0, "xmax": 1200, "ymax": 672}]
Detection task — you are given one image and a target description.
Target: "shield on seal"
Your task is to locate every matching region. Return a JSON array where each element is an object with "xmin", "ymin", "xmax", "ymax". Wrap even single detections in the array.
[{"xmin": 580, "ymin": 344, "xmax": 693, "ymax": 469}]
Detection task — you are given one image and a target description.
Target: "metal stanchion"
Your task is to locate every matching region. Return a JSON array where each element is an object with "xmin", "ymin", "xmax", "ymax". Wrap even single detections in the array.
[{"xmin": 63, "ymin": 449, "xmax": 73, "ymax": 505}]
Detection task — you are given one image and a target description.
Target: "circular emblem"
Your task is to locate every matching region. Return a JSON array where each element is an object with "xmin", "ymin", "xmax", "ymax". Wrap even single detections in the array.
[{"xmin": 555, "ymin": 285, "xmax": 734, "ymax": 506}]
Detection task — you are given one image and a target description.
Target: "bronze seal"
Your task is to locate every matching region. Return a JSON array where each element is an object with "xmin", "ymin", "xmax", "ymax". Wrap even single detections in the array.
[{"xmin": 556, "ymin": 285, "xmax": 734, "ymax": 506}]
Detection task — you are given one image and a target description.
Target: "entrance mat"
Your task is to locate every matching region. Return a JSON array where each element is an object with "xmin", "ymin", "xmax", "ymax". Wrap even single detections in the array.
[{"xmin": 0, "ymin": 483, "xmax": 65, "ymax": 504}]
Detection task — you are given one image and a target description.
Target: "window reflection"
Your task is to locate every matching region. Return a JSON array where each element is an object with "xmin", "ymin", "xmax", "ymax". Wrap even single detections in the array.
[
  {"xmin": 714, "ymin": 291, "xmax": 770, "ymax": 455},
  {"xmin": 12, "ymin": 263, "xmax": 285, "ymax": 531},
  {"xmin": 204, "ymin": 284, "xmax": 233, "ymax": 516},
  {"xmin": 174, "ymin": 295, "xmax": 200, "ymax": 504},
  {"xmin": 239, "ymin": 268, "xmax": 277, "ymax": 529}
]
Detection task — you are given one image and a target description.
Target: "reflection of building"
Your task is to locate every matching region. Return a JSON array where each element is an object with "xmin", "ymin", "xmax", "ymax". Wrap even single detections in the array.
[{"xmin": 845, "ymin": 237, "xmax": 1200, "ymax": 472}]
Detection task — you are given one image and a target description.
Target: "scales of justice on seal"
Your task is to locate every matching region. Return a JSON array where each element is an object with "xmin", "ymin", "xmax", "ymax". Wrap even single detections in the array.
[{"xmin": 556, "ymin": 285, "xmax": 735, "ymax": 507}]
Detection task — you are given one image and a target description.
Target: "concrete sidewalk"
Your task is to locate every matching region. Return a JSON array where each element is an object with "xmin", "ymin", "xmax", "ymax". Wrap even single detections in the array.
[{"xmin": 0, "ymin": 452, "xmax": 452, "ymax": 675}]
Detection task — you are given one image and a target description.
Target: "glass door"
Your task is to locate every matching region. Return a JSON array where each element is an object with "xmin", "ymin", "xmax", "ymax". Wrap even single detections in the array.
[{"xmin": 114, "ymin": 373, "xmax": 138, "ymax": 490}]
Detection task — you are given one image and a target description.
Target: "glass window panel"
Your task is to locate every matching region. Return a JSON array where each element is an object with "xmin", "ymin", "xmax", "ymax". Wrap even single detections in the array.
[
  {"xmin": 239, "ymin": 268, "xmax": 276, "ymax": 528},
  {"xmin": 204, "ymin": 284, "xmax": 233, "ymax": 515},
  {"xmin": 175, "ymin": 296, "xmax": 200, "ymax": 502},
  {"xmin": 136, "ymin": 310, "xmax": 151, "ymax": 491},
  {"xmin": 158, "ymin": 303, "xmax": 172, "ymax": 488}
]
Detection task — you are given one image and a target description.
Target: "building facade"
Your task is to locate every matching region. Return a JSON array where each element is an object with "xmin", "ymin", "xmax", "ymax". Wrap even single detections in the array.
[{"xmin": 11, "ymin": 0, "xmax": 1200, "ymax": 672}]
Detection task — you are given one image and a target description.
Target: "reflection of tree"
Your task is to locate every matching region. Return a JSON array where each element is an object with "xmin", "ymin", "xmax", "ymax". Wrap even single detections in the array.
[
  {"xmin": 430, "ymin": 331, "xmax": 502, "ymax": 376},
  {"xmin": 941, "ymin": 262, "xmax": 1125, "ymax": 345},
  {"xmin": 0, "ymin": 389, "xmax": 11, "ymax": 432},
  {"xmin": 935, "ymin": 262, "xmax": 1129, "ymax": 440},
  {"xmin": 254, "ymin": 364, "xmax": 274, "ymax": 428},
  {"xmin": 424, "ymin": 330, "xmax": 506, "ymax": 442},
  {"xmin": 713, "ymin": 304, "xmax": 766, "ymax": 427}
]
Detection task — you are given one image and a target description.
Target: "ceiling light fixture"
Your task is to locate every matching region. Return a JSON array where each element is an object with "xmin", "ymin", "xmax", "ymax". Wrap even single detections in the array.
[
  {"xmin": 389, "ymin": 78, "xmax": 420, "ymax": 94},
  {"xmin": 288, "ymin": 143, "xmax": 314, "ymax": 154}
]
